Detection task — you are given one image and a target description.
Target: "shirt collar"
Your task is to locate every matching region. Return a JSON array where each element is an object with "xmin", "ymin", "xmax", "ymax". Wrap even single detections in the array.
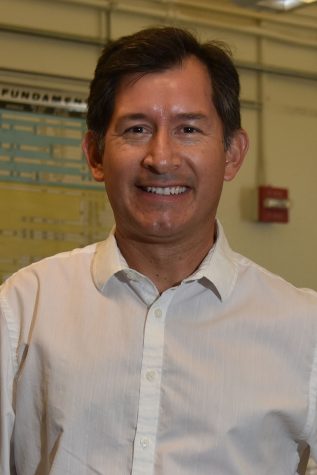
[
  {"xmin": 91, "ymin": 221, "xmax": 238, "ymax": 302},
  {"xmin": 188, "ymin": 221, "xmax": 238, "ymax": 301},
  {"xmin": 91, "ymin": 228, "xmax": 126, "ymax": 293}
]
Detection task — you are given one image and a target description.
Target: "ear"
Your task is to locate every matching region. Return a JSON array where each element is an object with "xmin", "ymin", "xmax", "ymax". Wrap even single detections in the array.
[
  {"xmin": 224, "ymin": 128, "xmax": 249, "ymax": 181},
  {"xmin": 82, "ymin": 130, "xmax": 105, "ymax": 182}
]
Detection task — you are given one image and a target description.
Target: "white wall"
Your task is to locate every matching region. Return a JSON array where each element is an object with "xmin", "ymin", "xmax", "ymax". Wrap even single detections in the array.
[{"xmin": 1, "ymin": 0, "xmax": 317, "ymax": 289}]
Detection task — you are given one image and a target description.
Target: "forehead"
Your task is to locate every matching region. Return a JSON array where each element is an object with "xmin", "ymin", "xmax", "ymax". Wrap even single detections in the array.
[{"xmin": 113, "ymin": 56, "xmax": 214, "ymax": 110}]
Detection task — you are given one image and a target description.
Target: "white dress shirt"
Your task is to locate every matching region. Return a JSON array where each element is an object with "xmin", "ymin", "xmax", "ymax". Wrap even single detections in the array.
[{"xmin": 1, "ymin": 222, "xmax": 317, "ymax": 475}]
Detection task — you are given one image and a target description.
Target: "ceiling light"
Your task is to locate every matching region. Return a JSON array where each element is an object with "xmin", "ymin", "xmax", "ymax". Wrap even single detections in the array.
[{"xmin": 232, "ymin": 0, "xmax": 317, "ymax": 11}]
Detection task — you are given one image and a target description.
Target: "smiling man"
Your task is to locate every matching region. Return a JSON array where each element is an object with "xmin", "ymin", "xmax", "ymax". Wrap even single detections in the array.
[
  {"xmin": 1, "ymin": 27, "xmax": 317, "ymax": 475},
  {"xmin": 84, "ymin": 53, "xmax": 247, "ymax": 292}
]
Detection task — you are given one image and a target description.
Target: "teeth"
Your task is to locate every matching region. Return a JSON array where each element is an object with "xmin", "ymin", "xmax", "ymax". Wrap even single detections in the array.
[{"xmin": 145, "ymin": 186, "xmax": 187, "ymax": 196}]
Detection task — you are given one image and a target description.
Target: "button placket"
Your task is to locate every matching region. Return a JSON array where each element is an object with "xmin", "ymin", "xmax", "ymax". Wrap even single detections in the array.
[{"xmin": 131, "ymin": 290, "xmax": 175, "ymax": 475}]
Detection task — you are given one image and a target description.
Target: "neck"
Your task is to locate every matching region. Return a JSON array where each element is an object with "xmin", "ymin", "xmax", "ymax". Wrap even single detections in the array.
[{"xmin": 115, "ymin": 223, "xmax": 216, "ymax": 293}]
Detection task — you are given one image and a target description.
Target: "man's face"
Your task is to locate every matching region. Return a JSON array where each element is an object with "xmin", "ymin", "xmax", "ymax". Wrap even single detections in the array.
[{"xmin": 86, "ymin": 56, "xmax": 247, "ymax": 245}]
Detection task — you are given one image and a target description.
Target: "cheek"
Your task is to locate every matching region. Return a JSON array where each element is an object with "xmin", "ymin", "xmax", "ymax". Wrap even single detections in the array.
[
  {"xmin": 103, "ymin": 158, "xmax": 135, "ymax": 201},
  {"xmin": 196, "ymin": 154, "xmax": 226, "ymax": 182},
  {"xmin": 103, "ymin": 142, "xmax": 142, "ymax": 174}
]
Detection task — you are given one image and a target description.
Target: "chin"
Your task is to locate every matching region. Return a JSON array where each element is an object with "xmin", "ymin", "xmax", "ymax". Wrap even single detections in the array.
[
  {"xmin": 118, "ymin": 212, "xmax": 191, "ymax": 241},
  {"xmin": 135, "ymin": 221, "xmax": 188, "ymax": 242}
]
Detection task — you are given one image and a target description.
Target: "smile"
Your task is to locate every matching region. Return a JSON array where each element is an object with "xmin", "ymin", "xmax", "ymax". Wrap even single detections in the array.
[{"xmin": 145, "ymin": 186, "xmax": 187, "ymax": 196}]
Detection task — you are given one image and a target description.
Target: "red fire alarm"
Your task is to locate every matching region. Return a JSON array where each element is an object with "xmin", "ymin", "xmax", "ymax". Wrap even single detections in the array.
[{"xmin": 258, "ymin": 186, "xmax": 290, "ymax": 223}]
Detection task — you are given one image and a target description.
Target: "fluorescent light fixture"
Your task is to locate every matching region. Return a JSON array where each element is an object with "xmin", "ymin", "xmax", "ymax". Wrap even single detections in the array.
[{"xmin": 233, "ymin": 0, "xmax": 317, "ymax": 11}]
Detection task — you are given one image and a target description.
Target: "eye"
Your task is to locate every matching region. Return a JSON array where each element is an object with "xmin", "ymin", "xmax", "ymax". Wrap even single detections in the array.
[
  {"xmin": 125, "ymin": 126, "xmax": 146, "ymax": 134},
  {"xmin": 182, "ymin": 126, "xmax": 198, "ymax": 134},
  {"xmin": 175, "ymin": 124, "xmax": 205, "ymax": 143},
  {"xmin": 121, "ymin": 124, "xmax": 151, "ymax": 141},
  {"xmin": 121, "ymin": 124, "xmax": 152, "ymax": 143}
]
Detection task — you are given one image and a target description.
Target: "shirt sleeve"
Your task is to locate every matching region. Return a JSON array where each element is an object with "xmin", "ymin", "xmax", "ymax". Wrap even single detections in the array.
[
  {"xmin": 305, "ymin": 331, "xmax": 317, "ymax": 465},
  {"xmin": 0, "ymin": 299, "xmax": 16, "ymax": 475}
]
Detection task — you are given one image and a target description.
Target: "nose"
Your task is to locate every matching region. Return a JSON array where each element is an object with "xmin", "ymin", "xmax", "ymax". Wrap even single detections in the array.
[{"xmin": 142, "ymin": 129, "xmax": 181, "ymax": 174}]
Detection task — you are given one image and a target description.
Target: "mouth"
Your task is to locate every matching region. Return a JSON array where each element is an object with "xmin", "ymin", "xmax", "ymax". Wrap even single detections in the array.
[{"xmin": 142, "ymin": 186, "xmax": 188, "ymax": 196}]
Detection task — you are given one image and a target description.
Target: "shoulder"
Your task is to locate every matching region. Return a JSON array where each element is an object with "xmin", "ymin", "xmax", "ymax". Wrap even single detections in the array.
[
  {"xmin": 0, "ymin": 242, "xmax": 100, "ymax": 367},
  {"xmin": 0, "ymin": 242, "xmax": 99, "ymax": 319},
  {"xmin": 215, "ymin": 222, "xmax": 317, "ymax": 309},
  {"xmin": 233, "ymin": 250, "xmax": 317, "ymax": 311},
  {"xmin": 2, "ymin": 242, "xmax": 97, "ymax": 288}
]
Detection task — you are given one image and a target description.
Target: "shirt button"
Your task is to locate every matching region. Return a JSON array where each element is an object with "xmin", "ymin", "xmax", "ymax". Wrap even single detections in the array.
[
  {"xmin": 146, "ymin": 370, "xmax": 156, "ymax": 382},
  {"xmin": 125, "ymin": 270, "xmax": 135, "ymax": 280},
  {"xmin": 154, "ymin": 308, "xmax": 162, "ymax": 318},
  {"xmin": 140, "ymin": 437, "xmax": 149, "ymax": 449}
]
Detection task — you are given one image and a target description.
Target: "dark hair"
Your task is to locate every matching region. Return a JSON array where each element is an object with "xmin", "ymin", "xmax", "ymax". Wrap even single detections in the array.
[{"xmin": 86, "ymin": 26, "xmax": 241, "ymax": 150}]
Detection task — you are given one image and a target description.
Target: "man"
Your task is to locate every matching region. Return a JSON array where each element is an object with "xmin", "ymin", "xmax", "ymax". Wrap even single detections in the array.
[{"xmin": 0, "ymin": 27, "xmax": 316, "ymax": 475}]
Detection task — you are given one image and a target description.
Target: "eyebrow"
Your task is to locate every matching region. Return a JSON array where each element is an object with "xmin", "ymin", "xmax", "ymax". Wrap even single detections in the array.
[
  {"xmin": 116, "ymin": 112, "xmax": 208, "ymax": 122},
  {"xmin": 116, "ymin": 113, "xmax": 148, "ymax": 122},
  {"xmin": 174, "ymin": 113, "xmax": 208, "ymax": 121}
]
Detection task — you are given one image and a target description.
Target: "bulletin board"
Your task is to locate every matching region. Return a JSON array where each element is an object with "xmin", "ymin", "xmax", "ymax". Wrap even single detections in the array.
[{"xmin": 0, "ymin": 84, "xmax": 113, "ymax": 281}]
